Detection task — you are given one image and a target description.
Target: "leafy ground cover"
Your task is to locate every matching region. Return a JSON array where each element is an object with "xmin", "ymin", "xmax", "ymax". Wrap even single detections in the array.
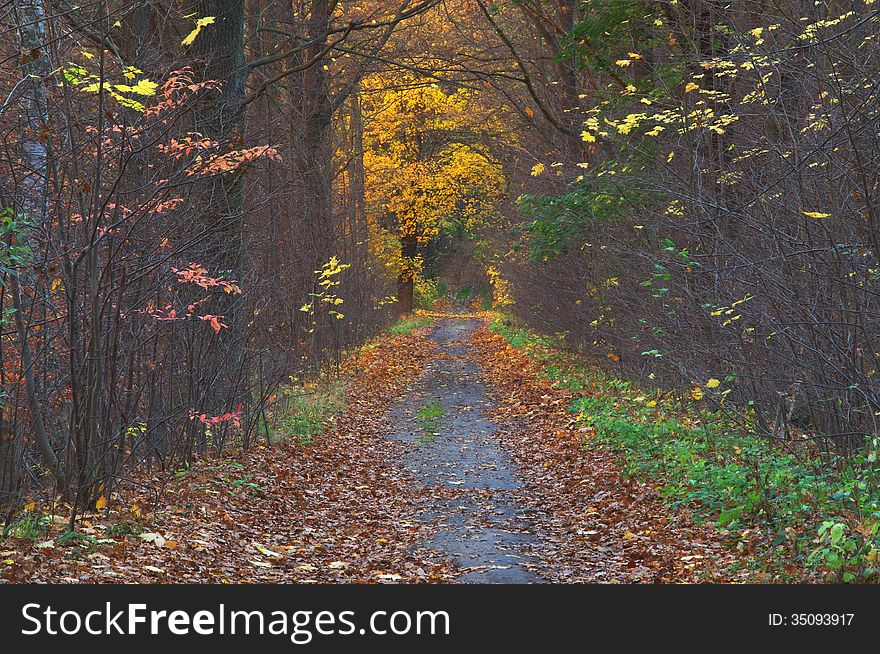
[
  {"xmin": 471, "ymin": 318, "xmax": 732, "ymax": 582},
  {"xmin": 6, "ymin": 312, "xmax": 877, "ymax": 584},
  {"xmin": 483, "ymin": 316, "xmax": 880, "ymax": 582},
  {"xmin": 1, "ymin": 322, "xmax": 452, "ymax": 583}
]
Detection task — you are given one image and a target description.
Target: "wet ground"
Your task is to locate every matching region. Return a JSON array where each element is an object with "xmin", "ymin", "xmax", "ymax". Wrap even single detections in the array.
[{"xmin": 385, "ymin": 318, "xmax": 544, "ymax": 583}]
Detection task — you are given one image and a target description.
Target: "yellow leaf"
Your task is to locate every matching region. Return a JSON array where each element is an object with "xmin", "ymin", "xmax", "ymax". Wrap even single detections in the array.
[
  {"xmin": 691, "ymin": 387, "xmax": 704, "ymax": 400},
  {"xmin": 95, "ymin": 495, "xmax": 108, "ymax": 510},
  {"xmin": 802, "ymin": 210, "xmax": 830, "ymax": 219},
  {"xmin": 252, "ymin": 542, "xmax": 283, "ymax": 559},
  {"xmin": 130, "ymin": 79, "xmax": 158, "ymax": 96},
  {"xmin": 706, "ymin": 378, "xmax": 721, "ymax": 388},
  {"xmin": 530, "ymin": 163, "xmax": 545, "ymax": 176},
  {"xmin": 24, "ymin": 499, "xmax": 35, "ymax": 512},
  {"xmin": 623, "ymin": 531, "xmax": 636, "ymax": 539},
  {"xmin": 685, "ymin": 82, "xmax": 699, "ymax": 93},
  {"xmin": 181, "ymin": 16, "xmax": 216, "ymax": 47},
  {"xmin": 646, "ymin": 400, "xmax": 657, "ymax": 408}
]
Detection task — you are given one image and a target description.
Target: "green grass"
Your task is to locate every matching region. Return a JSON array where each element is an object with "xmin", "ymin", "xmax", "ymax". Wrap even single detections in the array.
[
  {"xmin": 415, "ymin": 399, "xmax": 444, "ymax": 445},
  {"xmin": 2, "ymin": 510, "xmax": 50, "ymax": 540},
  {"xmin": 106, "ymin": 519, "xmax": 145, "ymax": 537},
  {"xmin": 276, "ymin": 379, "xmax": 346, "ymax": 444},
  {"xmin": 388, "ymin": 313, "xmax": 433, "ymax": 335},
  {"xmin": 489, "ymin": 315, "xmax": 880, "ymax": 582},
  {"xmin": 417, "ymin": 399, "xmax": 444, "ymax": 421},
  {"xmin": 212, "ymin": 473, "xmax": 266, "ymax": 496}
]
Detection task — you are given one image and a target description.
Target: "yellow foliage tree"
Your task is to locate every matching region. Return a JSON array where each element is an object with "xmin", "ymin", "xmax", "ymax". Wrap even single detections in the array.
[{"xmin": 362, "ymin": 72, "xmax": 504, "ymax": 313}]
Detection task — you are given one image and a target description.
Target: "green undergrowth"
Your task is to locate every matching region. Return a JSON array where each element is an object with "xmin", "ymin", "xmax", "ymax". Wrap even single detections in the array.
[
  {"xmin": 274, "ymin": 312, "xmax": 435, "ymax": 443},
  {"xmin": 489, "ymin": 315, "xmax": 880, "ymax": 582},
  {"xmin": 2, "ymin": 510, "xmax": 51, "ymax": 540},
  {"xmin": 388, "ymin": 312, "xmax": 433, "ymax": 335},
  {"xmin": 273, "ymin": 378, "xmax": 346, "ymax": 445}
]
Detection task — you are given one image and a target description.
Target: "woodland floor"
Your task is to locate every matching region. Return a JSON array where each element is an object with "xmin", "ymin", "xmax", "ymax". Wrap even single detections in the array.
[{"xmin": 2, "ymin": 313, "xmax": 734, "ymax": 584}]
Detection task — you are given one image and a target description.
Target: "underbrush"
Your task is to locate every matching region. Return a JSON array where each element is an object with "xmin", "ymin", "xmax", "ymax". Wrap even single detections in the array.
[
  {"xmin": 2, "ymin": 509, "xmax": 51, "ymax": 541},
  {"xmin": 489, "ymin": 316, "xmax": 880, "ymax": 582}
]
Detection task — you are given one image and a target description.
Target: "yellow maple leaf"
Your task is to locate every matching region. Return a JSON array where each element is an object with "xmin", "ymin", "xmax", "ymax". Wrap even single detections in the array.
[
  {"xmin": 95, "ymin": 495, "xmax": 108, "ymax": 510},
  {"xmin": 706, "ymin": 378, "xmax": 721, "ymax": 388},
  {"xmin": 691, "ymin": 387, "xmax": 704, "ymax": 400}
]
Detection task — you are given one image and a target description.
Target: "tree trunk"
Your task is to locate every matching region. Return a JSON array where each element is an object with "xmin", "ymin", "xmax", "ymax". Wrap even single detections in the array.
[
  {"xmin": 397, "ymin": 234, "xmax": 417, "ymax": 315},
  {"xmin": 193, "ymin": 0, "xmax": 247, "ymax": 277},
  {"xmin": 14, "ymin": 0, "xmax": 51, "ymax": 227},
  {"xmin": 11, "ymin": 0, "xmax": 67, "ymax": 492},
  {"xmin": 191, "ymin": 0, "xmax": 248, "ymax": 415},
  {"xmin": 288, "ymin": 1, "xmax": 336, "ymax": 270}
]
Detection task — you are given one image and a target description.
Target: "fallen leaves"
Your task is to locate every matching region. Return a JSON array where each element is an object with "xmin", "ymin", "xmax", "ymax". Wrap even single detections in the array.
[
  {"xmin": 138, "ymin": 532, "xmax": 166, "ymax": 548},
  {"xmin": 2, "ymin": 327, "xmax": 450, "ymax": 584},
  {"xmin": 470, "ymin": 320, "xmax": 734, "ymax": 583},
  {"xmin": 3, "ymin": 314, "xmax": 736, "ymax": 585}
]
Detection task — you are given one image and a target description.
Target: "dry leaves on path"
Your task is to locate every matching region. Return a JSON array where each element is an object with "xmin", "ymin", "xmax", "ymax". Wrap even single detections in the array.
[
  {"xmin": 3, "ymin": 330, "xmax": 453, "ymax": 584},
  {"xmin": 469, "ymin": 321, "xmax": 736, "ymax": 583}
]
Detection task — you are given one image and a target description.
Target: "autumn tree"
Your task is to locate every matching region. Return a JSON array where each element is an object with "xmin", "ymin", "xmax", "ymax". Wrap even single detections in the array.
[{"xmin": 362, "ymin": 73, "xmax": 504, "ymax": 312}]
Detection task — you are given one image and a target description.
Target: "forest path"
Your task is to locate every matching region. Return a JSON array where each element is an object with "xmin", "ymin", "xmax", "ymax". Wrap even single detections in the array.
[
  {"xmin": 385, "ymin": 317, "xmax": 544, "ymax": 583},
  {"xmin": 5, "ymin": 313, "xmax": 730, "ymax": 584}
]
